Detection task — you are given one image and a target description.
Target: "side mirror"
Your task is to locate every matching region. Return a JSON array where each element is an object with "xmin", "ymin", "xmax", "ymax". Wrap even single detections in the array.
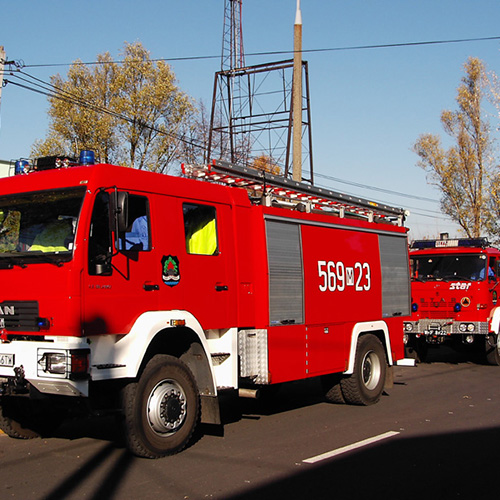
[{"xmin": 109, "ymin": 190, "xmax": 129, "ymax": 234}]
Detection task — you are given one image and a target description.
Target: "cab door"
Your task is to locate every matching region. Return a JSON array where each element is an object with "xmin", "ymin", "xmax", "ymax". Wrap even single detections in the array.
[
  {"xmin": 155, "ymin": 199, "xmax": 237, "ymax": 330},
  {"xmin": 82, "ymin": 190, "xmax": 159, "ymax": 335}
]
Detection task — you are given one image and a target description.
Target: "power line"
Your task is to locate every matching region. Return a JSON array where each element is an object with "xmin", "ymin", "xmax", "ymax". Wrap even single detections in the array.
[
  {"xmin": 4, "ymin": 71, "xmax": 207, "ymax": 153},
  {"xmin": 315, "ymin": 172, "xmax": 439, "ymax": 203},
  {"xmin": 8, "ymin": 70, "xmax": 454, "ymax": 224},
  {"xmin": 21, "ymin": 35, "xmax": 500, "ymax": 69}
]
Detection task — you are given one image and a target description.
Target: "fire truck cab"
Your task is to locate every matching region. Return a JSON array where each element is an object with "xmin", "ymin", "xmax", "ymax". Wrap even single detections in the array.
[
  {"xmin": 0, "ymin": 155, "xmax": 411, "ymax": 457},
  {"xmin": 404, "ymin": 237, "xmax": 500, "ymax": 364}
]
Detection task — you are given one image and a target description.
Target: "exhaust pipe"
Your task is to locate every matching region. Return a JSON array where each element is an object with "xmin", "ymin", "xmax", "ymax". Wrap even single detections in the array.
[{"xmin": 238, "ymin": 388, "xmax": 260, "ymax": 399}]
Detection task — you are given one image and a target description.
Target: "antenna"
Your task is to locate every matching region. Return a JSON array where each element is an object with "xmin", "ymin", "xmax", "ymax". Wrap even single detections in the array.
[
  {"xmin": 221, "ymin": 0, "xmax": 245, "ymax": 71},
  {"xmin": 292, "ymin": 0, "xmax": 303, "ymax": 182}
]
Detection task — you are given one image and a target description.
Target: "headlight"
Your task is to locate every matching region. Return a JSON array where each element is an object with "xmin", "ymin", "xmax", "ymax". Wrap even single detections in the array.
[
  {"xmin": 467, "ymin": 323, "xmax": 475, "ymax": 332},
  {"xmin": 41, "ymin": 352, "xmax": 67, "ymax": 374},
  {"xmin": 404, "ymin": 322, "xmax": 413, "ymax": 332},
  {"xmin": 459, "ymin": 323, "xmax": 467, "ymax": 332}
]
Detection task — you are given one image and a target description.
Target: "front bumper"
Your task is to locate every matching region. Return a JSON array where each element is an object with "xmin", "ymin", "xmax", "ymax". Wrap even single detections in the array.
[{"xmin": 0, "ymin": 337, "xmax": 90, "ymax": 397}]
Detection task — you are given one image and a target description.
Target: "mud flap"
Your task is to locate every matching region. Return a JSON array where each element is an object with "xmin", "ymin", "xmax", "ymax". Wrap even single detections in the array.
[
  {"xmin": 200, "ymin": 394, "xmax": 221, "ymax": 425},
  {"xmin": 384, "ymin": 365, "xmax": 394, "ymax": 390}
]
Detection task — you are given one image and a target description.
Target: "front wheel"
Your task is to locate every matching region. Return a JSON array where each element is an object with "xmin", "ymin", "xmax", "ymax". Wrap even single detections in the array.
[
  {"xmin": 0, "ymin": 400, "xmax": 39, "ymax": 439},
  {"xmin": 0, "ymin": 397, "xmax": 63, "ymax": 439},
  {"xmin": 341, "ymin": 334, "xmax": 387, "ymax": 406},
  {"xmin": 485, "ymin": 335, "xmax": 500, "ymax": 365},
  {"xmin": 121, "ymin": 355, "xmax": 200, "ymax": 458}
]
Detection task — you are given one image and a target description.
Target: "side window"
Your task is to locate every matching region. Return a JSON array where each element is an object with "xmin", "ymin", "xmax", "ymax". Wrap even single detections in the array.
[
  {"xmin": 183, "ymin": 203, "xmax": 218, "ymax": 255},
  {"xmin": 119, "ymin": 195, "xmax": 150, "ymax": 252},
  {"xmin": 88, "ymin": 191, "xmax": 112, "ymax": 275}
]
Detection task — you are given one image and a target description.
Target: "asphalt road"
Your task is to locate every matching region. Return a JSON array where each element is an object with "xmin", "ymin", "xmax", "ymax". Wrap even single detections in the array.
[{"xmin": 1, "ymin": 346, "xmax": 500, "ymax": 500}]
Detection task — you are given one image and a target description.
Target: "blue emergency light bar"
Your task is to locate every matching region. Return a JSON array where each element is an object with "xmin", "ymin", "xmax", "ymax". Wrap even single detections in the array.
[
  {"xmin": 13, "ymin": 150, "xmax": 95, "ymax": 175},
  {"xmin": 14, "ymin": 160, "xmax": 30, "ymax": 175},
  {"xmin": 79, "ymin": 150, "xmax": 95, "ymax": 165},
  {"xmin": 411, "ymin": 237, "xmax": 489, "ymax": 249}
]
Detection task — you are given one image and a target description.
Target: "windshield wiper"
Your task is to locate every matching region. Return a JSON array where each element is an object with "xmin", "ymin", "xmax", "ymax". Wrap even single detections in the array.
[
  {"xmin": 27, "ymin": 252, "xmax": 70, "ymax": 267},
  {"xmin": 0, "ymin": 256, "xmax": 27, "ymax": 269},
  {"xmin": 0, "ymin": 252, "xmax": 69, "ymax": 267},
  {"xmin": 446, "ymin": 275, "xmax": 472, "ymax": 281}
]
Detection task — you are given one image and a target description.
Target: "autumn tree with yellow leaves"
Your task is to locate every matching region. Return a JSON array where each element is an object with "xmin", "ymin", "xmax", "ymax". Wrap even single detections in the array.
[
  {"xmin": 32, "ymin": 42, "xmax": 194, "ymax": 173},
  {"xmin": 413, "ymin": 57, "xmax": 495, "ymax": 239}
]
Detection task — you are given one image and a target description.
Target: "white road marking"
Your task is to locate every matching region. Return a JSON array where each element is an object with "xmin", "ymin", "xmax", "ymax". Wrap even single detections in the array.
[{"xmin": 303, "ymin": 431, "xmax": 400, "ymax": 464}]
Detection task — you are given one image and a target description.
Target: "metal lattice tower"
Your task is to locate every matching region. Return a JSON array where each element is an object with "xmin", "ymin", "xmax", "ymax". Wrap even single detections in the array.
[
  {"xmin": 221, "ymin": 0, "xmax": 245, "ymax": 71},
  {"xmin": 208, "ymin": 1, "xmax": 314, "ymax": 183}
]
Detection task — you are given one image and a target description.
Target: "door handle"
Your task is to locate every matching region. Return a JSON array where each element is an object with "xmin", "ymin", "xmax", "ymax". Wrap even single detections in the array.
[
  {"xmin": 215, "ymin": 285, "xmax": 228, "ymax": 292},
  {"xmin": 143, "ymin": 283, "xmax": 160, "ymax": 291}
]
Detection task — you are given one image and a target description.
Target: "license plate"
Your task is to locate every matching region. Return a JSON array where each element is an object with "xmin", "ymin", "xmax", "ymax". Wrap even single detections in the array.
[
  {"xmin": 425, "ymin": 330, "xmax": 445, "ymax": 336},
  {"xmin": 0, "ymin": 354, "xmax": 14, "ymax": 367}
]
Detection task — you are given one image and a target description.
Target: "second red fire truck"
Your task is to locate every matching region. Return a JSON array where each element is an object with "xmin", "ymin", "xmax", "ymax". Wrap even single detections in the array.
[
  {"xmin": 0, "ymin": 154, "xmax": 411, "ymax": 457},
  {"xmin": 405, "ymin": 237, "xmax": 500, "ymax": 364}
]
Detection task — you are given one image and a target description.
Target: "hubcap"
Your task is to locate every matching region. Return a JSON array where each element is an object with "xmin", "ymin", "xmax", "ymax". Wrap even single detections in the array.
[
  {"xmin": 362, "ymin": 351, "xmax": 381, "ymax": 391},
  {"xmin": 147, "ymin": 379, "xmax": 187, "ymax": 435}
]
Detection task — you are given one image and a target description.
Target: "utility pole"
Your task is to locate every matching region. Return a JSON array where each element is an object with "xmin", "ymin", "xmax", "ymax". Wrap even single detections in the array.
[
  {"xmin": 292, "ymin": 0, "xmax": 302, "ymax": 182},
  {"xmin": 0, "ymin": 46, "xmax": 6, "ymax": 119}
]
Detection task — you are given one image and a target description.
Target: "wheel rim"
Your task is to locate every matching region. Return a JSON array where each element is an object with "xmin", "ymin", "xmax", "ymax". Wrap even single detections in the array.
[
  {"xmin": 147, "ymin": 379, "xmax": 187, "ymax": 435},
  {"xmin": 362, "ymin": 350, "xmax": 381, "ymax": 391}
]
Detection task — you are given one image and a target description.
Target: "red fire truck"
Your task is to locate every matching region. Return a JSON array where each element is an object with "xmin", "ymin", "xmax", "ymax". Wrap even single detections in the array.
[
  {"xmin": 0, "ymin": 154, "xmax": 411, "ymax": 458},
  {"xmin": 404, "ymin": 237, "xmax": 500, "ymax": 364}
]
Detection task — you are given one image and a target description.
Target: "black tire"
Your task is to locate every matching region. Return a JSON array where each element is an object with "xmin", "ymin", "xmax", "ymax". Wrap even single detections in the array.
[
  {"xmin": 121, "ymin": 354, "xmax": 200, "ymax": 458},
  {"xmin": 485, "ymin": 335, "xmax": 500, "ymax": 365},
  {"xmin": 341, "ymin": 334, "xmax": 387, "ymax": 406},
  {"xmin": 0, "ymin": 398, "xmax": 40, "ymax": 439},
  {"xmin": 1, "ymin": 397, "xmax": 65, "ymax": 439},
  {"xmin": 321, "ymin": 373, "xmax": 346, "ymax": 404},
  {"xmin": 416, "ymin": 339, "xmax": 429, "ymax": 363}
]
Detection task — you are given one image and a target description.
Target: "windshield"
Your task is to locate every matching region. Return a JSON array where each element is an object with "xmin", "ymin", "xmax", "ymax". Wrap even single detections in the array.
[
  {"xmin": 0, "ymin": 187, "xmax": 86, "ymax": 265},
  {"xmin": 411, "ymin": 253, "xmax": 489, "ymax": 281}
]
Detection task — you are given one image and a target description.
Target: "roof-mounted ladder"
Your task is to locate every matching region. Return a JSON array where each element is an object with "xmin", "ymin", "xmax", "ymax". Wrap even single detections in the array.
[{"xmin": 182, "ymin": 160, "xmax": 407, "ymax": 226}]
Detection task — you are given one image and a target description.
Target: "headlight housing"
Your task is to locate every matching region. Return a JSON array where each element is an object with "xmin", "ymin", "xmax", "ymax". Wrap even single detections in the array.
[{"xmin": 38, "ymin": 349, "xmax": 89, "ymax": 379}]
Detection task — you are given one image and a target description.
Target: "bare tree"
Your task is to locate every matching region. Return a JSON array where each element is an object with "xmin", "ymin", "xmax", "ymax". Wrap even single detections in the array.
[{"xmin": 414, "ymin": 57, "xmax": 493, "ymax": 238}]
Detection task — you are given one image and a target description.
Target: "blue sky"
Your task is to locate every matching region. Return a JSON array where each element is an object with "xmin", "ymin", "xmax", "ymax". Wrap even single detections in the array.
[{"xmin": 1, "ymin": 0, "xmax": 500, "ymax": 239}]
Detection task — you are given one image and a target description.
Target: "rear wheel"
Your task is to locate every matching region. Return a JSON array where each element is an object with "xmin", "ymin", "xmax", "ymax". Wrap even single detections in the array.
[
  {"xmin": 341, "ymin": 334, "xmax": 387, "ymax": 406},
  {"xmin": 321, "ymin": 373, "xmax": 346, "ymax": 404},
  {"xmin": 121, "ymin": 354, "xmax": 200, "ymax": 458}
]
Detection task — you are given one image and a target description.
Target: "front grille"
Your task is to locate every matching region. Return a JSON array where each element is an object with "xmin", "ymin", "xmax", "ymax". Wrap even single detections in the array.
[{"xmin": 0, "ymin": 301, "xmax": 40, "ymax": 332}]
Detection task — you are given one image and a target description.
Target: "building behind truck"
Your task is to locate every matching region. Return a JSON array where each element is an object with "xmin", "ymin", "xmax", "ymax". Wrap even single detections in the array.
[
  {"xmin": 0, "ymin": 153, "xmax": 411, "ymax": 458},
  {"xmin": 404, "ymin": 237, "xmax": 500, "ymax": 364}
]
